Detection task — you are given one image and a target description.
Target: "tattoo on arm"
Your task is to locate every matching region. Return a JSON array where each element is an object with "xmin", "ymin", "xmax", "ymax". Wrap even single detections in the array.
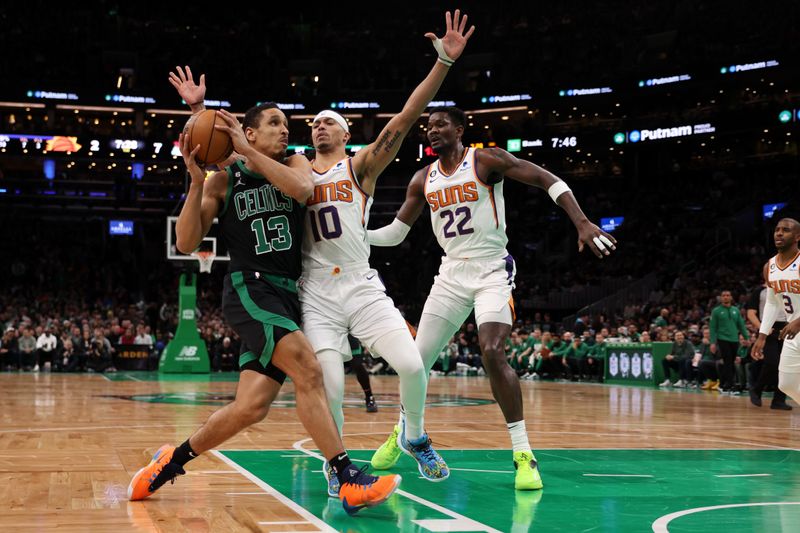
[
  {"xmin": 373, "ymin": 130, "xmax": 391, "ymax": 156},
  {"xmin": 383, "ymin": 131, "xmax": 402, "ymax": 152}
]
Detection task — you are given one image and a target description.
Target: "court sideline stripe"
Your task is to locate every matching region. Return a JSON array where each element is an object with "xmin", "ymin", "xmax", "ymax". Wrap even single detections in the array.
[
  {"xmin": 211, "ymin": 449, "xmax": 336, "ymax": 533},
  {"xmin": 292, "ymin": 437, "xmax": 504, "ymax": 533}
]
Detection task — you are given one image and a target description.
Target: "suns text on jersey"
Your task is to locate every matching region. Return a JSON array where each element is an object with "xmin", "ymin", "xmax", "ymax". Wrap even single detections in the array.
[{"xmin": 426, "ymin": 182, "xmax": 479, "ymax": 212}]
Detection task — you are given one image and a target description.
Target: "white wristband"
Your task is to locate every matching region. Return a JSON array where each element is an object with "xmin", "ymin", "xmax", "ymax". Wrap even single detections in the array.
[
  {"xmin": 548, "ymin": 181, "xmax": 571, "ymax": 203},
  {"xmin": 431, "ymin": 38, "xmax": 455, "ymax": 66}
]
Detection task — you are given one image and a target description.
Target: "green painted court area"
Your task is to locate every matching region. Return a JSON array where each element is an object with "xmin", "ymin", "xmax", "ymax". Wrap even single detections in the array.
[{"xmin": 221, "ymin": 448, "xmax": 800, "ymax": 532}]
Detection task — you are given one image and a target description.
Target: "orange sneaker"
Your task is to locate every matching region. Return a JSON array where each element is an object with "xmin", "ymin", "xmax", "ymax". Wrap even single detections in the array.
[
  {"xmin": 127, "ymin": 444, "xmax": 185, "ymax": 501},
  {"xmin": 338, "ymin": 466, "xmax": 401, "ymax": 515}
]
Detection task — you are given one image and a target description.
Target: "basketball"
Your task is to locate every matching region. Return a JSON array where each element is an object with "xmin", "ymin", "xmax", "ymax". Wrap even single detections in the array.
[{"xmin": 184, "ymin": 109, "xmax": 233, "ymax": 166}]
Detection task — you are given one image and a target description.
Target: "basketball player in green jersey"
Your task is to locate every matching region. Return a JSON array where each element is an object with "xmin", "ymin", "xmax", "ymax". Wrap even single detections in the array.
[{"xmin": 128, "ymin": 75, "xmax": 400, "ymax": 514}]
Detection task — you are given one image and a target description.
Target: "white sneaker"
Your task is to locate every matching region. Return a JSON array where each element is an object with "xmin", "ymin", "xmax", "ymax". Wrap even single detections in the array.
[
  {"xmin": 32, "ymin": 364, "xmax": 40, "ymax": 373},
  {"xmin": 658, "ymin": 379, "xmax": 671, "ymax": 387},
  {"xmin": 673, "ymin": 379, "xmax": 686, "ymax": 388},
  {"xmin": 531, "ymin": 372, "xmax": 540, "ymax": 380}
]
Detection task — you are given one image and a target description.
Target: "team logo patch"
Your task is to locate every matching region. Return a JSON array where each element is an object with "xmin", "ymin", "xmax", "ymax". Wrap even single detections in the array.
[{"xmin": 429, "ymin": 169, "xmax": 439, "ymax": 182}]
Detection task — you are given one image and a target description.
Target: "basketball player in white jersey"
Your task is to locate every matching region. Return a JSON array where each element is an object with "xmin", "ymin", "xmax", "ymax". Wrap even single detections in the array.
[
  {"xmin": 752, "ymin": 217, "xmax": 800, "ymax": 405},
  {"xmin": 299, "ymin": 11, "xmax": 475, "ymax": 495},
  {"xmin": 368, "ymin": 107, "xmax": 617, "ymax": 490}
]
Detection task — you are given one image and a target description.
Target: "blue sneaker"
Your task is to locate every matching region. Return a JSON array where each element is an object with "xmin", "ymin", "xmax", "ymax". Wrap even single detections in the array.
[
  {"xmin": 322, "ymin": 461, "xmax": 340, "ymax": 498},
  {"xmin": 398, "ymin": 431, "xmax": 449, "ymax": 482}
]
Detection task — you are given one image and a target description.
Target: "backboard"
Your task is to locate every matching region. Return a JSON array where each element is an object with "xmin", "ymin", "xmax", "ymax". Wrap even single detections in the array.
[{"xmin": 166, "ymin": 216, "xmax": 230, "ymax": 263}]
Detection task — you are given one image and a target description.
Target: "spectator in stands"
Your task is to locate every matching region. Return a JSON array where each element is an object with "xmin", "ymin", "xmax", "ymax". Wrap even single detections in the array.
[
  {"xmin": 659, "ymin": 331, "xmax": 695, "ymax": 388},
  {"xmin": 87, "ymin": 338, "xmax": 115, "ymax": 373},
  {"xmin": 213, "ymin": 337, "xmax": 238, "ymax": 372},
  {"xmin": 1, "ymin": 326, "xmax": 19, "ymax": 370},
  {"xmin": 431, "ymin": 336, "xmax": 458, "ymax": 375},
  {"xmin": 574, "ymin": 314, "xmax": 589, "ymax": 336},
  {"xmin": 654, "ymin": 308, "xmax": 670, "ymax": 328},
  {"xmin": 18, "ymin": 327, "xmax": 37, "ymax": 370},
  {"xmin": 57, "ymin": 338, "xmax": 82, "ymax": 372},
  {"xmin": 584, "ymin": 333, "xmax": 606, "ymax": 382},
  {"xmin": 92, "ymin": 327, "xmax": 113, "ymax": 355},
  {"xmin": 565, "ymin": 336, "xmax": 590, "ymax": 380},
  {"xmin": 35, "ymin": 325, "xmax": 57, "ymax": 372},
  {"xmin": 120, "ymin": 326, "xmax": 136, "ymax": 345},
  {"xmin": 134, "ymin": 324, "xmax": 154, "ymax": 348}
]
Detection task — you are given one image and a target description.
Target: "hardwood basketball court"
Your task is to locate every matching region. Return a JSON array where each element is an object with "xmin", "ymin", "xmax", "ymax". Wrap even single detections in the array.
[{"xmin": 1, "ymin": 372, "xmax": 798, "ymax": 532}]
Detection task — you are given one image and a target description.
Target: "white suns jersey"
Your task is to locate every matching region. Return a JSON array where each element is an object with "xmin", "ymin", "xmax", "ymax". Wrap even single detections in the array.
[
  {"xmin": 766, "ymin": 252, "xmax": 800, "ymax": 323},
  {"xmin": 302, "ymin": 157, "xmax": 373, "ymax": 270},
  {"xmin": 424, "ymin": 148, "xmax": 508, "ymax": 260}
]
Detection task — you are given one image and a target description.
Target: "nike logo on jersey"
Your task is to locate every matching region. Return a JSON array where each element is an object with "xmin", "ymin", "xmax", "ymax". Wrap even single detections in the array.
[{"xmin": 366, "ymin": 274, "xmax": 376, "ymax": 280}]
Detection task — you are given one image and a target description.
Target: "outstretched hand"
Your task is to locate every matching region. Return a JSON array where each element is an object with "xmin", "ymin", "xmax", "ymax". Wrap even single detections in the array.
[
  {"xmin": 168, "ymin": 65, "xmax": 206, "ymax": 106},
  {"xmin": 576, "ymin": 221, "xmax": 618, "ymax": 259},
  {"xmin": 425, "ymin": 9, "xmax": 475, "ymax": 62}
]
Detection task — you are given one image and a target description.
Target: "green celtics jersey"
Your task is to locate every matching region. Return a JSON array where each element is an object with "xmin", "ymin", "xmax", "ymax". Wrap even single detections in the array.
[{"xmin": 219, "ymin": 160, "xmax": 305, "ymax": 280}]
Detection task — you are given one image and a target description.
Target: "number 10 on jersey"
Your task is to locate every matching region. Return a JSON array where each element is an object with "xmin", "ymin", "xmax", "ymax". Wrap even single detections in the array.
[{"xmin": 309, "ymin": 206, "xmax": 343, "ymax": 241}]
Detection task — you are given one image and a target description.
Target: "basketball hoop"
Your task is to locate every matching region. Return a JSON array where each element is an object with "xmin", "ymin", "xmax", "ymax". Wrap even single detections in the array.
[{"xmin": 192, "ymin": 250, "xmax": 216, "ymax": 273}]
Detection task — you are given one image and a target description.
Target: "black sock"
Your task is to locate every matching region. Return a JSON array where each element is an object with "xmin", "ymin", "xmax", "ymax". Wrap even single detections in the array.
[
  {"xmin": 364, "ymin": 388, "xmax": 373, "ymax": 400},
  {"xmin": 329, "ymin": 452, "xmax": 360, "ymax": 484},
  {"xmin": 171, "ymin": 439, "xmax": 198, "ymax": 466}
]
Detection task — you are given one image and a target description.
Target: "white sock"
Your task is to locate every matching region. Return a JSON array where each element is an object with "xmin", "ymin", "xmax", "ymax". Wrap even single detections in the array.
[{"xmin": 507, "ymin": 420, "xmax": 531, "ymax": 453}]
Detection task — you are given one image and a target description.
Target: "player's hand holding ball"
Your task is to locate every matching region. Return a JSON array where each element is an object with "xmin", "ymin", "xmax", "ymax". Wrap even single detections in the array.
[{"xmin": 213, "ymin": 109, "xmax": 254, "ymax": 158}]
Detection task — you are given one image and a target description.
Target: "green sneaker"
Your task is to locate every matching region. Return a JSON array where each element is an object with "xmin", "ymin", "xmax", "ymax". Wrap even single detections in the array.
[
  {"xmin": 371, "ymin": 425, "xmax": 402, "ymax": 470},
  {"xmin": 513, "ymin": 451, "xmax": 543, "ymax": 490}
]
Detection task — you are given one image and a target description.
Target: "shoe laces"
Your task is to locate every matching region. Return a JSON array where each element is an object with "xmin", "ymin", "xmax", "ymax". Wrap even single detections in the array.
[
  {"xmin": 148, "ymin": 462, "xmax": 185, "ymax": 492},
  {"xmin": 410, "ymin": 436, "xmax": 438, "ymax": 463},
  {"xmin": 345, "ymin": 465, "xmax": 378, "ymax": 490},
  {"xmin": 515, "ymin": 452, "xmax": 533, "ymax": 469}
]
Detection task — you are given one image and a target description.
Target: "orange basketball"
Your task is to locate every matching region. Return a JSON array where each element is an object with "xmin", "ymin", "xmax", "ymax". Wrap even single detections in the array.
[{"xmin": 184, "ymin": 109, "xmax": 233, "ymax": 166}]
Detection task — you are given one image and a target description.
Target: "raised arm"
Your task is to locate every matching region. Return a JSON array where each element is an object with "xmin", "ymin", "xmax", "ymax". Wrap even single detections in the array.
[
  {"xmin": 175, "ymin": 132, "xmax": 225, "ymax": 253},
  {"xmin": 353, "ymin": 10, "xmax": 475, "ymax": 194},
  {"xmin": 213, "ymin": 109, "xmax": 313, "ymax": 203},
  {"xmin": 476, "ymin": 147, "xmax": 617, "ymax": 259},
  {"xmin": 168, "ymin": 66, "xmax": 206, "ymax": 115},
  {"xmin": 368, "ymin": 168, "xmax": 428, "ymax": 246}
]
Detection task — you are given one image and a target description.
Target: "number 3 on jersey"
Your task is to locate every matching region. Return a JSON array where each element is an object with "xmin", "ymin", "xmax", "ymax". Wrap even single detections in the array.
[
  {"xmin": 251, "ymin": 215, "xmax": 292, "ymax": 255},
  {"xmin": 783, "ymin": 295, "xmax": 795, "ymax": 315}
]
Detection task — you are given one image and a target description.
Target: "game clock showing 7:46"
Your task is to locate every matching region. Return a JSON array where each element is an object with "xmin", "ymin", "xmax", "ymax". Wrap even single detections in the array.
[{"xmin": 551, "ymin": 136, "xmax": 577, "ymax": 148}]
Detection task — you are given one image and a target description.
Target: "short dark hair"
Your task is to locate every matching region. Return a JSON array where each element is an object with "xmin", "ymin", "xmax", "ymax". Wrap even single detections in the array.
[
  {"xmin": 429, "ymin": 106, "xmax": 466, "ymax": 128},
  {"xmin": 243, "ymin": 102, "xmax": 280, "ymax": 130}
]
